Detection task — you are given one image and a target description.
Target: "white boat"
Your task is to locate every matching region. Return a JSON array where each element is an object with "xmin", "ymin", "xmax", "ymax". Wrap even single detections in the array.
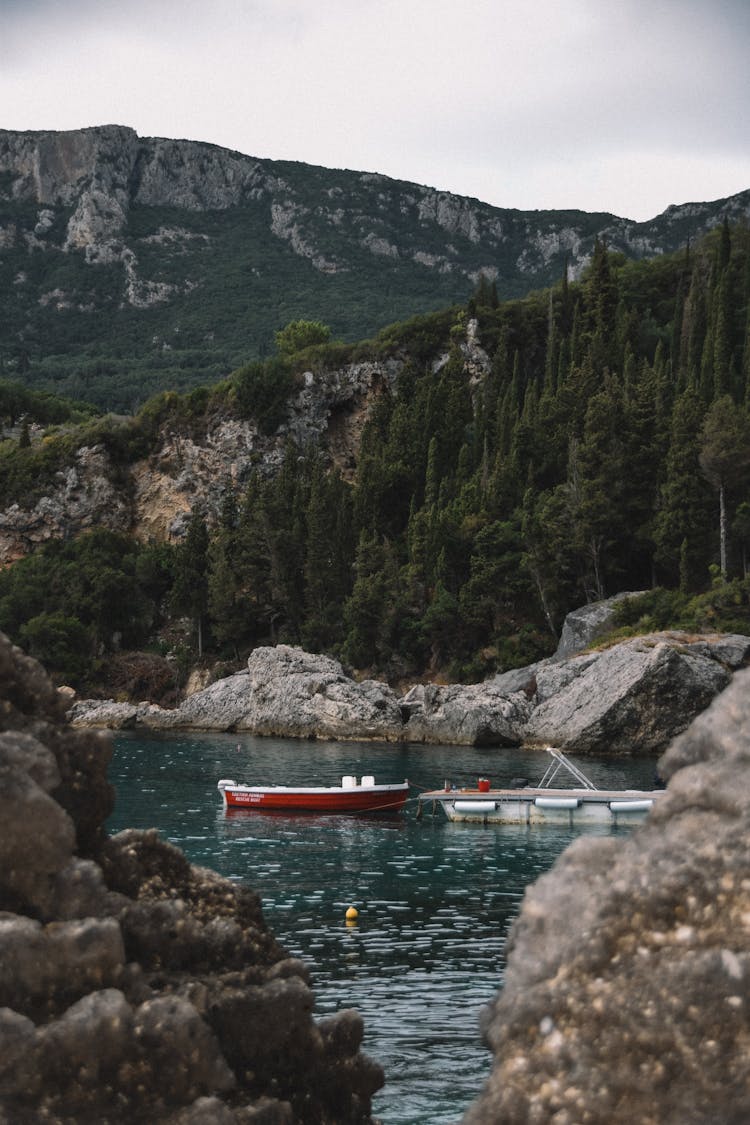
[{"xmin": 417, "ymin": 748, "xmax": 664, "ymax": 825}]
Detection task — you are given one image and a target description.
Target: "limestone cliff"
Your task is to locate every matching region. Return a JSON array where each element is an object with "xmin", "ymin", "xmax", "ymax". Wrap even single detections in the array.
[
  {"xmin": 4, "ymin": 125, "xmax": 747, "ymax": 291},
  {"xmin": 0, "ymin": 355, "xmax": 403, "ymax": 562}
]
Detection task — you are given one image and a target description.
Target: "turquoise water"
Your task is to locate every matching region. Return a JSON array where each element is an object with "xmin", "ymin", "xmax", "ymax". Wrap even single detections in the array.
[{"xmin": 108, "ymin": 733, "xmax": 658, "ymax": 1124}]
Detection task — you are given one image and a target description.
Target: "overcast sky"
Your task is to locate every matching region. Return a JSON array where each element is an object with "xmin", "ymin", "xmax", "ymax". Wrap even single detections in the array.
[{"xmin": 2, "ymin": 0, "xmax": 748, "ymax": 221}]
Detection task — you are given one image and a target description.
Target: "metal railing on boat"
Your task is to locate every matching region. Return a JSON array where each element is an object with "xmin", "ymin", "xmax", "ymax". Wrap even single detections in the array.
[{"xmin": 537, "ymin": 747, "xmax": 598, "ymax": 790}]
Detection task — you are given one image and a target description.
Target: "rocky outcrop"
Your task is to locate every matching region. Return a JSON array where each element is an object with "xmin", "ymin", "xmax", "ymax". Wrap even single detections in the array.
[
  {"xmin": 0, "ymin": 444, "xmax": 131, "ymax": 564},
  {"xmin": 0, "ymin": 358, "xmax": 401, "ymax": 560},
  {"xmin": 401, "ymin": 681, "xmax": 533, "ymax": 747},
  {"xmin": 553, "ymin": 590, "xmax": 645, "ymax": 659},
  {"xmin": 524, "ymin": 631, "xmax": 749, "ymax": 753},
  {"xmin": 463, "ymin": 665, "xmax": 750, "ymax": 1125},
  {"xmin": 69, "ymin": 628, "xmax": 750, "ymax": 755},
  {"xmin": 0, "ymin": 629, "xmax": 384, "ymax": 1122},
  {"xmin": 117, "ymin": 646, "xmax": 404, "ymax": 741}
]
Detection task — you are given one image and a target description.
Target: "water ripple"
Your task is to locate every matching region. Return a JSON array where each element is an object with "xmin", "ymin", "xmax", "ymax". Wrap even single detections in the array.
[{"xmin": 109, "ymin": 732, "xmax": 655, "ymax": 1124}]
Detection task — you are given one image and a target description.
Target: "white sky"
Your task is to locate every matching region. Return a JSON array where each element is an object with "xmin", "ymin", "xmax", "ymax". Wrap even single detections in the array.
[{"xmin": 1, "ymin": 0, "xmax": 749, "ymax": 221}]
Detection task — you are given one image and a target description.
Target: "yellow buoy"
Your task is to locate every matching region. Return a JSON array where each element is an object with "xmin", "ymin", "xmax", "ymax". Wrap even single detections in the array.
[{"xmin": 345, "ymin": 906, "xmax": 359, "ymax": 921}]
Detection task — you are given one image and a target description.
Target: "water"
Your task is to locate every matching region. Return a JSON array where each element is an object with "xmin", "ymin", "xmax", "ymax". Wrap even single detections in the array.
[{"xmin": 108, "ymin": 733, "xmax": 658, "ymax": 1124}]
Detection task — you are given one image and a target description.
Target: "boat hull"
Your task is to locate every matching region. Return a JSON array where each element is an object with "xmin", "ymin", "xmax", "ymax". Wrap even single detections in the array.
[
  {"xmin": 419, "ymin": 787, "xmax": 662, "ymax": 825},
  {"xmin": 218, "ymin": 780, "xmax": 410, "ymax": 813}
]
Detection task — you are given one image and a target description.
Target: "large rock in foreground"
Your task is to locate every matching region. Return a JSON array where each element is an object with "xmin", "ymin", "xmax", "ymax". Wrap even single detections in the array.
[
  {"xmin": 0, "ymin": 631, "xmax": 384, "ymax": 1123},
  {"xmin": 464, "ymin": 667, "xmax": 750, "ymax": 1124}
]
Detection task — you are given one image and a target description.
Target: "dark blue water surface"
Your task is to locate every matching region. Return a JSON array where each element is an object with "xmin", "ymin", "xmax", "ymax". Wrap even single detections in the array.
[{"xmin": 108, "ymin": 733, "xmax": 658, "ymax": 1124}]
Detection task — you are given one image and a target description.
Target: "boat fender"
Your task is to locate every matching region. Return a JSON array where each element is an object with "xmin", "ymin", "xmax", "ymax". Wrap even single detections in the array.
[
  {"xmin": 454, "ymin": 800, "xmax": 496, "ymax": 813},
  {"xmin": 534, "ymin": 796, "xmax": 580, "ymax": 809},
  {"xmin": 361, "ymin": 775, "xmax": 375, "ymax": 787},
  {"xmin": 609, "ymin": 799, "xmax": 654, "ymax": 812},
  {"xmin": 342, "ymin": 775, "xmax": 357, "ymax": 788},
  {"xmin": 217, "ymin": 779, "xmax": 236, "ymax": 789}
]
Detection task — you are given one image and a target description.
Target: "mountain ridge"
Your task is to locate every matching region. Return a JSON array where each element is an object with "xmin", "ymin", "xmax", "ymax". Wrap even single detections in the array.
[{"xmin": 2, "ymin": 124, "xmax": 749, "ymax": 410}]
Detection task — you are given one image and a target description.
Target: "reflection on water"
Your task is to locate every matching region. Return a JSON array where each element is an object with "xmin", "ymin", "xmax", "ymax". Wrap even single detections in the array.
[{"xmin": 109, "ymin": 732, "xmax": 657, "ymax": 1125}]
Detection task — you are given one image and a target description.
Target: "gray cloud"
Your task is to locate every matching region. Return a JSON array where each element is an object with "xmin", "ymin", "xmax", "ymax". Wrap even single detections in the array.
[{"xmin": 1, "ymin": 0, "xmax": 748, "ymax": 219}]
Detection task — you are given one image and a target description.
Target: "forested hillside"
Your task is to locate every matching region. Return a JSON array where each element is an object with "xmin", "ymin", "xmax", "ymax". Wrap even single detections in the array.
[{"xmin": 1, "ymin": 221, "xmax": 749, "ymax": 692}]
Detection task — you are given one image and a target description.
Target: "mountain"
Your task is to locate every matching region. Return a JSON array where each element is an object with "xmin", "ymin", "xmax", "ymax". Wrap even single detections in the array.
[{"xmin": 1, "ymin": 124, "xmax": 749, "ymax": 412}]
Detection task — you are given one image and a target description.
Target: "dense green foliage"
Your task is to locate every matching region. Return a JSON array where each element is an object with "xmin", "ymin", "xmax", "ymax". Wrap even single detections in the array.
[
  {"xmin": 275, "ymin": 319, "xmax": 332, "ymax": 356},
  {"xmin": 0, "ymin": 377, "xmax": 99, "ymax": 431},
  {"xmin": 0, "ymin": 529, "xmax": 173, "ymax": 685},
  {"xmin": 2, "ymin": 222, "xmax": 750, "ymax": 689}
]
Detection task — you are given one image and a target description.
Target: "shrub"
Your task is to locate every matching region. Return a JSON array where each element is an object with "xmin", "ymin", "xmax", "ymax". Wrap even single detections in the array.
[
  {"xmin": 234, "ymin": 357, "xmax": 294, "ymax": 435},
  {"xmin": 19, "ymin": 612, "xmax": 93, "ymax": 685}
]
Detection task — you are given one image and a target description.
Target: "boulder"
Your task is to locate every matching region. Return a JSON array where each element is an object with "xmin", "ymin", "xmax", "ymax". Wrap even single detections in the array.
[
  {"xmin": 139, "ymin": 645, "xmax": 406, "ymax": 741},
  {"xmin": 0, "ymin": 630, "xmax": 384, "ymax": 1123},
  {"xmin": 402, "ymin": 682, "xmax": 532, "ymax": 746},
  {"xmin": 67, "ymin": 698, "xmax": 140, "ymax": 729},
  {"xmin": 553, "ymin": 590, "xmax": 645, "ymax": 659},
  {"xmin": 525, "ymin": 632, "xmax": 737, "ymax": 754},
  {"xmin": 463, "ymin": 666, "xmax": 750, "ymax": 1125}
]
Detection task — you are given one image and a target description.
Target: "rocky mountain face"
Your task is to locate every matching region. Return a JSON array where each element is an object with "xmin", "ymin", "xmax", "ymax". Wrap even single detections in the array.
[
  {"xmin": 2, "ymin": 125, "xmax": 749, "ymax": 408},
  {"xmin": 0, "ymin": 353, "xmax": 405, "ymax": 564}
]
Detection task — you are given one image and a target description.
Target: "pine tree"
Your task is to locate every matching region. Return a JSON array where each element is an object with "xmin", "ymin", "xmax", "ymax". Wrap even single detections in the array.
[
  {"xmin": 567, "ymin": 380, "xmax": 629, "ymax": 601},
  {"xmin": 699, "ymin": 396, "xmax": 750, "ymax": 577},
  {"xmin": 171, "ymin": 508, "xmax": 210, "ymax": 657},
  {"xmin": 653, "ymin": 389, "xmax": 713, "ymax": 588}
]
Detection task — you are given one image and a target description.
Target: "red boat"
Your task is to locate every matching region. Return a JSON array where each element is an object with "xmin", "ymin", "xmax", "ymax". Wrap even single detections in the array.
[{"xmin": 217, "ymin": 774, "xmax": 410, "ymax": 813}]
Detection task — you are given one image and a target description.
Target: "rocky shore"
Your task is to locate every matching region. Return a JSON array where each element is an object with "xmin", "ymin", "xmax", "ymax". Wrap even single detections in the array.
[
  {"xmin": 0, "ymin": 631, "xmax": 383, "ymax": 1123},
  {"xmin": 4, "ymin": 614, "xmax": 750, "ymax": 1121},
  {"xmin": 69, "ymin": 617, "xmax": 750, "ymax": 755}
]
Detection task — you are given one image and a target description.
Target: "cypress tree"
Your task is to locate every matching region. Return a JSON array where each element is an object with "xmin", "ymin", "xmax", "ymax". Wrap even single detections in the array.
[
  {"xmin": 699, "ymin": 396, "xmax": 750, "ymax": 577},
  {"xmin": 171, "ymin": 507, "xmax": 210, "ymax": 657},
  {"xmin": 653, "ymin": 389, "xmax": 713, "ymax": 588}
]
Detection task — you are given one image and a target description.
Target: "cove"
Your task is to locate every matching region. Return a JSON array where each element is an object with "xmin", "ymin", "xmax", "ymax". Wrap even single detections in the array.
[{"xmin": 109, "ymin": 732, "xmax": 658, "ymax": 1125}]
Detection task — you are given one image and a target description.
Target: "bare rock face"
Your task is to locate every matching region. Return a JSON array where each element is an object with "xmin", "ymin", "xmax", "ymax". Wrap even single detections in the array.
[
  {"xmin": 525, "ymin": 632, "xmax": 747, "ymax": 754},
  {"xmin": 0, "ymin": 360, "xmax": 401, "ymax": 564},
  {"xmin": 463, "ymin": 666, "xmax": 750, "ymax": 1125},
  {"xmin": 0, "ymin": 630, "xmax": 384, "ymax": 1123},
  {"xmin": 553, "ymin": 590, "xmax": 646, "ymax": 659},
  {"xmin": 135, "ymin": 645, "xmax": 406, "ymax": 741},
  {"xmin": 401, "ymin": 681, "xmax": 532, "ymax": 747},
  {"xmin": 0, "ymin": 444, "xmax": 131, "ymax": 564}
]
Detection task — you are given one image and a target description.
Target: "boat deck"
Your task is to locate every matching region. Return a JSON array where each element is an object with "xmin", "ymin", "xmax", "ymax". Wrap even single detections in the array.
[
  {"xmin": 419, "ymin": 784, "xmax": 659, "ymax": 803},
  {"xmin": 417, "ymin": 784, "xmax": 664, "ymax": 824}
]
